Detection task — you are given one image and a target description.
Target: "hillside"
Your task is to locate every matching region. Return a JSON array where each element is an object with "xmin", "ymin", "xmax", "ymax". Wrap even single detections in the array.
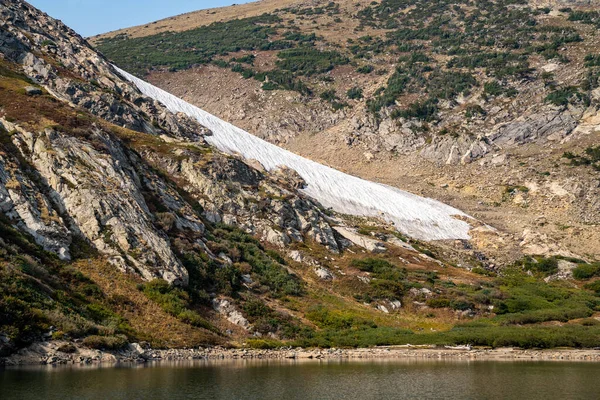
[
  {"xmin": 1, "ymin": 0, "xmax": 600, "ymax": 363},
  {"xmin": 94, "ymin": 0, "xmax": 600, "ymax": 263}
]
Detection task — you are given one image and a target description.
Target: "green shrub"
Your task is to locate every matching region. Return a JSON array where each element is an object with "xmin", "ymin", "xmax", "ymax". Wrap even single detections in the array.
[
  {"xmin": 351, "ymin": 258, "xmax": 403, "ymax": 277},
  {"xmin": 568, "ymin": 10, "xmax": 600, "ymax": 26},
  {"xmin": 426, "ymin": 71, "xmax": 477, "ymax": 100},
  {"xmin": 266, "ymin": 249, "xmax": 286, "ymax": 265},
  {"xmin": 292, "ymin": 324, "xmax": 600, "ymax": 349},
  {"xmin": 393, "ymin": 99, "xmax": 438, "ymax": 121},
  {"xmin": 242, "ymin": 298, "xmax": 311, "ymax": 339},
  {"xmin": 563, "ymin": 146, "xmax": 600, "ymax": 171},
  {"xmin": 519, "ymin": 256, "xmax": 558, "ymax": 276},
  {"xmin": 545, "ymin": 87, "xmax": 589, "ymax": 107},
  {"xmin": 584, "ymin": 280, "xmax": 600, "ymax": 295},
  {"xmin": 472, "ymin": 267, "xmax": 496, "ymax": 277},
  {"xmin": 357, "ymin": 65, "xmax": 374, "ymax": 74},
  {"xmin": 230, "ymin": 54, "xmax": 256, "ymax": 65},
  {"xmin": 211, "ymin": 226, "xmax": 303, "ymax": 296},
  {"xmin": 573, "ymin": 264, "xmax": 600, "ymax": 280},
  {"xmin": 0, "ymin": 223, "xmax": 133, "ymax": 350},
  {"xmin": 350, "ymin": 258, "xmax": 408, "ymax": 299},
  {"xmin": 484, "ymin": 80, "xmax": 506, "ymax": 96},
  {"xmin": 584, "ymin": 54, "xmax": 600, "ymax": 68},
  {"xmin": 140, "ymin": 279, "xmax": 213, "ymax": 329},
  {"xmin": 242, "ymin": 299, "xmax": 272, "ymax": 319},
  {"xmin": 276, "ymin": 47, "xmax": 349, "ymax": 76},
  {"xmin": 283, "ymin": 31, "xmax": 318, "ymax": 43},
  {"xmin": 57, "ymin": 343, "xmax": 77, "ymax": 353},
  {"xmin": 581, "ymin": 318, "xmax": 600, "ymax": 326},
  {"xmin": 450, "ymin": 299, "xmax": 475, "ymax": 311},
  {"xmin": 533, "ymin": 257, "xmax": 559, "ymax": 274},
  {"xmin": 347, "ymin": 86, "xmax": 364, "ymax": 100},
  {"xmin": 254, "ymin": 70, "xmax": 311, "ymax": 94},
  {"xmin": 426, "ymin": 298, "xmax": 451, "ymax": 308},
  {"xmin": 320, "ymin": 89, "xmax": 338, "ymax": 101},
  {"xmin": 447, "ymin": 52, "xmax": 532, "ymax": 78},
  {"xmin": 306, "ymin": 305, "xmax": 377, "ymax": 330},
  {"xmin": 500, "ymin": 307, "xmax": 592, "ymax": 325},
  {"xmin": 97, "ymin": 14, "xmax": 281, "ymax": 75}
]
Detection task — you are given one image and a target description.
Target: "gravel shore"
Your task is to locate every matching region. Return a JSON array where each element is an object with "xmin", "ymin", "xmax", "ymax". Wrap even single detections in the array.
[{"xmin": 2, "ymin": 342, "xmax": 600, "ymax": 367}]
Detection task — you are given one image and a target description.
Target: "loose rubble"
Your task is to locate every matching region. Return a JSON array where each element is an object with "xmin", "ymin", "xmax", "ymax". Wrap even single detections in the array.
[{"xmin": 3, "ymin": 342, "xmax": 600, "ymax": 366}]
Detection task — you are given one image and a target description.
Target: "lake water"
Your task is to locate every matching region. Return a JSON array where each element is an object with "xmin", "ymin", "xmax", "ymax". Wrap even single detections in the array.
[{"xmin": 1, "ymin": 359, "xmax": 599, "ymax": 399}]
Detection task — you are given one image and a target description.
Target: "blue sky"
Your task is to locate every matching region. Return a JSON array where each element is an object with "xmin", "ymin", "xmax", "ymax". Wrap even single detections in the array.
[{"xmin": 28, "ymin": 0, "xmax": 255, "ymax": 37}]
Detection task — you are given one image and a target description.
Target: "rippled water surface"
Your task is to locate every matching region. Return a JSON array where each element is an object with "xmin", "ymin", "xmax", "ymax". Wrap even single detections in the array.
[{"xmin": 2, "ymin": 359, "xmax": 600, "ymax": 399}]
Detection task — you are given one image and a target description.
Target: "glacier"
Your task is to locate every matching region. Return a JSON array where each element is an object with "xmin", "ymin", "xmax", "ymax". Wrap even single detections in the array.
[{"xmin": 115, "ymin": 66, "xmax": 472, "ymax": 241}]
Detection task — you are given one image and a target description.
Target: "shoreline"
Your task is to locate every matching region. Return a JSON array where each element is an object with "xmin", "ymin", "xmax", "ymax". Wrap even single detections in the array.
[{"xmin": 2, "ymin": 342, "xmax": 600, "ymax": 367}]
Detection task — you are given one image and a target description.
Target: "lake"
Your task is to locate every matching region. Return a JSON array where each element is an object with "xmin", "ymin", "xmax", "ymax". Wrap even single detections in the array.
[{"xmin": 1, "ymin": 359, "xmax": 599, "ymax": 399}]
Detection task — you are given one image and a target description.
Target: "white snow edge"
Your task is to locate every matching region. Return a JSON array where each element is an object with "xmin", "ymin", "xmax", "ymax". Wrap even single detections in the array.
[{"xmin": 115, "ymin": 66, "xmax": 472, "ymax": 241}]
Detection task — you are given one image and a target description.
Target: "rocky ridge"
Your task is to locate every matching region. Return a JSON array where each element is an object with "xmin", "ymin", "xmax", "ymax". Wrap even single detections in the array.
[{"xmin": 0, "ymin": 0, "xmax": 348, "ymax": 284}]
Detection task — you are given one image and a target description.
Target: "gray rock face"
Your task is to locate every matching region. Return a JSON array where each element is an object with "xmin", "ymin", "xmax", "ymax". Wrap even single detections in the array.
[
  {"xmin": 1, "ymin": 119, "xmax": 189, "ymax": 284},
  {"xmin": 0, "ymin": 114, "xmax": 343, "ymax": 284},
  {"xmin": 489, "ymin": 109, "xmax": 579, "ymax": 147},
  {"xmin": 334, "ymin": 226, "xmax": 387, "ymax": 253},
  {"xmin": 145, "ymin": 147, "xmax": 342, "ymax": 253},
  {"xmin": 0, "ymin": 148, "xmax": 72, "ymax": 260},
  {"xmin": 420, "ymin": 136, "xmax": 490, "ymax": 165},
  {"xmin": 314, "ymin": 266, "xmax": 334, "ymax": 281},
  {"xmin": 0, "ymin": 0, "xmax": 346, "ymax": 286},
  {"xmin": 212, "ymin": 298, "xmax": 249, "ymax": 329}
]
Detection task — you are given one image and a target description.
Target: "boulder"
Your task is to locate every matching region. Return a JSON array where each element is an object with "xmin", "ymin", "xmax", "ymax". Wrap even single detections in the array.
[
  {"xmin": 314, "ymin": 266, "xmax": 334, "ymax": 281},
  {"xmin": 212, "ymin": 298, "xmax": 249, "ymax": 329},
  {"xmin": 333, "ymin": 226, "xmax": 387, "ymax": 253},
  {"xmin": 24, "ymin": 85, "xmax": 42, "ymax": 95}
]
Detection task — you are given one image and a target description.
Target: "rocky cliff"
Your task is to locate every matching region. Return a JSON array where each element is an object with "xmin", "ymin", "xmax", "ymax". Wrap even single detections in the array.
[{"xmin": 0, "ymin": 0, "xmax": 348, "ymax": 284}]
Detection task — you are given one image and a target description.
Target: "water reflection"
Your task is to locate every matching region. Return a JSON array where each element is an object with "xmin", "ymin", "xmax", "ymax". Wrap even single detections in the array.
[{"xmin": 2, "ymin": 358, "xmax": 600, "ymax": 400}]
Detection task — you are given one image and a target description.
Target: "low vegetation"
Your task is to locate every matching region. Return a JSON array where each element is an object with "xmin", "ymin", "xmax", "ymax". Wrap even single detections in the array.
[
  {"xmin": 138, "ymin": 280, "xmax": 213, "ymax": 330},
  {"xmin": 96, "ymin": 14, "xmax": 282, "ymax": 75},
  {"xmin": 96, "ymin": 0, "xmax": 594, "ymax": 126},
  {"xmin": 563, "ymin": 146, "xmax": 600, "ymax": 171},
  {"xmin": 276, "ymin": 47, "xmax": 349, "ymax": 76},
  {"xmin": 0, "ymin": 215, "xmax": 133, "ymax": 351},
  {"xmin": 290, "ymin": 261, "xmax": 600, "ymax": 348},
  {"xmin": 292, "ymin": 324, "xmax": 600, "ymax": 349}
]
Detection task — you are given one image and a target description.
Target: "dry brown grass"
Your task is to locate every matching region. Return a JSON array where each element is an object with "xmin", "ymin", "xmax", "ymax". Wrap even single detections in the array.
[
  {"xmin": 273, "ymin": 237, "xmax": 488, "ymax": 333},
  {"xmin": 0, "ymin": 61, "xmax": 93, "ymax": 133},
  {"xmin": 74, "ymin": 259, "xmax": 223, "ymax": 348},
  {"xmin": 91, "ymin": 0, "xmax": 381, "ymax": 43},
  {"xmin": 92, "ymin": 0, "xmax": 303, "ymax": 42}
]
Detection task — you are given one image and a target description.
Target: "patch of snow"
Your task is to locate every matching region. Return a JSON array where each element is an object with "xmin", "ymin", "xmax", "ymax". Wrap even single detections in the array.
[{"xmin": 116, "ymin": 67, "xmax": 472, "ymax": 241}]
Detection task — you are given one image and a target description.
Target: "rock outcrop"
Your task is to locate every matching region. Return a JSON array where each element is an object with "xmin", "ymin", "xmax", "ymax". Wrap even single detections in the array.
[{"xmin": 0, "ymin": 0, "xmax": 344, "ymax": 284}]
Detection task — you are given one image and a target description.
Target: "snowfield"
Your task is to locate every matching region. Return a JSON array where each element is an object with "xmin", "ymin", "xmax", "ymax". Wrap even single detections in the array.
[{"xmin": 116, "ymin": 67, "xmax": 473, "ymax": 241}]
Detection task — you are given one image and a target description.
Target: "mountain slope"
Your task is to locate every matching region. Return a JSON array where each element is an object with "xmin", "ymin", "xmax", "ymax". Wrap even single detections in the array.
[
  {"xmin": 117, "ymin": 67, "xmax": 475, "ymax": 241},
  {"xmin": 95, "ymin": 0, "xmax": 600, "ymax": 261},
  {"xmin": 1, "ymin": 0, "xmax": 600, "ymax": 362}
]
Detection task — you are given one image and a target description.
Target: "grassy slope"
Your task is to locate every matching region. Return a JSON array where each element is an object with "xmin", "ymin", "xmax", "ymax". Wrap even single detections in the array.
[{"xmin": 95, "ymin": 0, "xmax": 599, "ymax": 117}]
